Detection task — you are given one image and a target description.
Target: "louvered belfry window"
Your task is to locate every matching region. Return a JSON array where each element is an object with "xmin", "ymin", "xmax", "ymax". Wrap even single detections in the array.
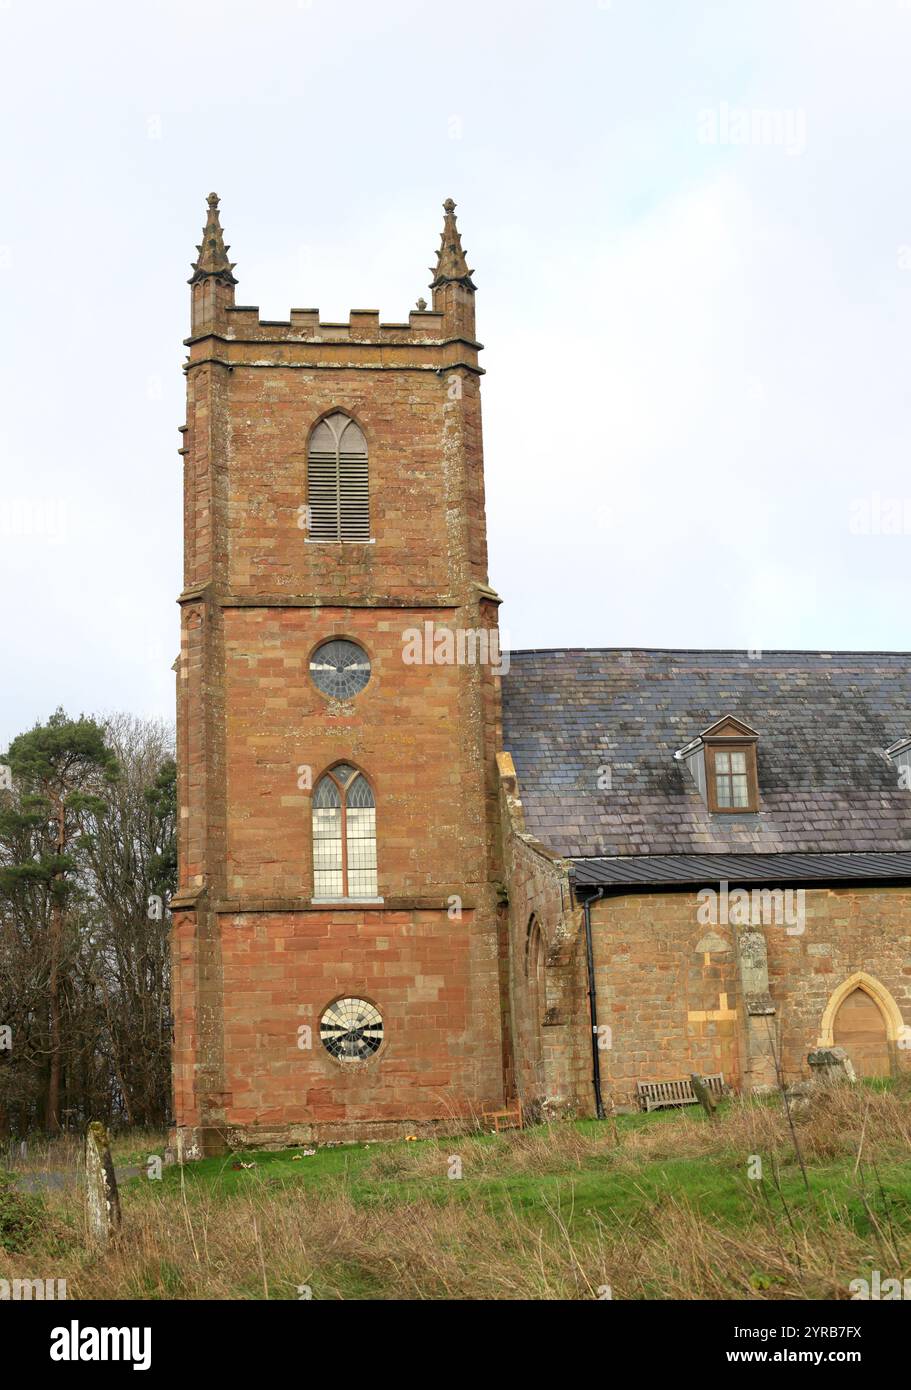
[{"xmin": 307, "ymin": 412, "xmax": 370, "ymax": 542}]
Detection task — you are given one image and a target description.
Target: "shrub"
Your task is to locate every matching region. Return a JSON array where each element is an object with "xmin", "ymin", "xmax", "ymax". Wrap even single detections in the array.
[{"xmin": 0, "ymin": 1173, "xmax": 45, "ymax": 1254}]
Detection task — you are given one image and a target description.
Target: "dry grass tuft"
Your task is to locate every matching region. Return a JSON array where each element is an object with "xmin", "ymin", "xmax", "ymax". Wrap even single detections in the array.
[
  {"xmin": 4, "ymin": 1176, "xmax": 905, "ymax": 1301},
  {"xmin": 1, "ymin": 1086, "xmax": 908, "ymax": 1300},
  {"xmin": 364, "ymin": 1120, "xmax": 608, "ymax": 1181}
]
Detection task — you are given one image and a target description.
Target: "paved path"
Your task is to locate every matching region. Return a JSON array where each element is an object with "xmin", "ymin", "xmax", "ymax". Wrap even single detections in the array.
[{"xmin": 6, "ymin": 1165, "xmax": 142, "ymax": 1192}]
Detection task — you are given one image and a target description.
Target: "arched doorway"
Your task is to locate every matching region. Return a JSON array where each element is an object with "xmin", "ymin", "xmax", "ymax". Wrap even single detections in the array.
[
  {"xmin": 833, "ymin": 988, "xmax": 890, "ymax": 1078},
  {"xmin": 819, "ymin": 973, "xmax": 904, "ymax": 1080}
]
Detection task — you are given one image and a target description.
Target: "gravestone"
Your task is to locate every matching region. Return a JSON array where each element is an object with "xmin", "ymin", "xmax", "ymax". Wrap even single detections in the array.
[
  {"xmin": 807, "ymin": 1046, "xmax": 856, "ymax": 1086},
  {"xmin": 85, "ymin": 1121, "xmax": 121, "ymax": 1245}
]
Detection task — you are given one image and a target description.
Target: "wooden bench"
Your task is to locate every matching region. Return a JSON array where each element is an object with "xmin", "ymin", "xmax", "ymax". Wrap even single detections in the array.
[
  {"xmin": 636, "ymin": 1073, "xmax": 725, "ymax": 1113},
  {"xmin": 482, "ymin": 1097, "xmax": 524, "ymax": 1133}
]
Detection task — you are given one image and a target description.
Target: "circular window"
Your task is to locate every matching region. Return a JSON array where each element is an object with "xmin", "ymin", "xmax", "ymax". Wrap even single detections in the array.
[
  {"xmin": 320, "ymin": 997, "xmax": 384, "ymax": 1062},
  {"xmin": 310, "ymin": 639, "xmax": 371, "ymax": 699}
]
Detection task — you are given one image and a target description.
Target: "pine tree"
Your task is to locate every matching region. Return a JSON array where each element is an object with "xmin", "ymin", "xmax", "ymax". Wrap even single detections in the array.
[{"xmin": 1, "ymin": 710, "xmax": 118, "ymax": 1132}]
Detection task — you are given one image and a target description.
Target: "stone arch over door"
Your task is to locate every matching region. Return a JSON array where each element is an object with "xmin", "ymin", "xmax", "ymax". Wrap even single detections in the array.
[{"xmin": 818, "ymin": 972, "xmax": 904, "ymax": 1079}]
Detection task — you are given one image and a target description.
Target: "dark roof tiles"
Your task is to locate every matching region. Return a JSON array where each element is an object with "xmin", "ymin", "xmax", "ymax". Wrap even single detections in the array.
[{"xmin": 501, "ymin": 648, "xmax": 911, "ymax": 859}]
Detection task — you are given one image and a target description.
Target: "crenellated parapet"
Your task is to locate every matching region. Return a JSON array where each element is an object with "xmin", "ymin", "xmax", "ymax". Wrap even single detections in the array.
[{"xmin": 185, "ymin": 195, "xmax": 481, "ymax": 369}]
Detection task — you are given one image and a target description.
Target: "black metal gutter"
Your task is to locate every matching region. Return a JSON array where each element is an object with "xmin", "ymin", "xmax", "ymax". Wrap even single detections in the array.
[{"xmin": 580, "ymin": 886, "xmax": 606, "ymax": 1120}]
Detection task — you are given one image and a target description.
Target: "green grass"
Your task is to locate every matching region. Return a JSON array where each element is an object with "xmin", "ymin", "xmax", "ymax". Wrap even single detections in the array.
[
  {"xmin": 11, "ymin": 1089, "xmax": 911, "ymax": 1299},
  {"xmin": 142, "ymin": 1105, "xmax": 911, "ymax": 1242}
]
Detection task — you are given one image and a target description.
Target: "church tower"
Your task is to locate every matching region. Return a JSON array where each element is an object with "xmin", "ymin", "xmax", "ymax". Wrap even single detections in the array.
[{"xmin": 169, "ymin": 195, "xmax": 508, "ymax": 1154}]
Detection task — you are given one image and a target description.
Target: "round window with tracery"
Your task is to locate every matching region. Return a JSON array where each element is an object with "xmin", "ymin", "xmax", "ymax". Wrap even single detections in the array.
[
  {"xmin": 310, "ymin": 639, "xmax": 371, "ymax": 699},
  {"xmin": 320, "ymin": 997, "xmax": 384, "ymax": 1062}
]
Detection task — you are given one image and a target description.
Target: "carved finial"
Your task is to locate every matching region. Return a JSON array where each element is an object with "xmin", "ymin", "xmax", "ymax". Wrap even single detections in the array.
[
  {"xmin": 430, "ymin": 197, "xmax": 476, "ymax": 290},
  {"xmin": 190, "ymin": 191, "xmax": 238, "ymax": 285},
  {"xmin": 415, "ymin": 296, "xmax": 427, "ymax": 311}
]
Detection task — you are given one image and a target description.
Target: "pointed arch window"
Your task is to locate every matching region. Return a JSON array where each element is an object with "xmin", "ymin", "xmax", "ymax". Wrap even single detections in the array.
[
  {"xmin": 525, "ymin": 915, "xmax": 546, "ymax": 1088},
  {"xmin": 307, "ymin": 412, "xmax": 370, "ymax": 543},
  {"xmin": 312, "ymin": 764, "xmax": 377, "ymax": 898}
]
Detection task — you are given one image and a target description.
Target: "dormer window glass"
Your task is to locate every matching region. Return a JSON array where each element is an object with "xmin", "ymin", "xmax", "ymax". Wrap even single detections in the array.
[{"xmin": 712, "ymin": 748, "xmax": 750, "ymax": 809}]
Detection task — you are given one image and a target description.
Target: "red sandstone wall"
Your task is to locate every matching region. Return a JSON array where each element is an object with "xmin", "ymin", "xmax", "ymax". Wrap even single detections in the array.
[
  {"xmin": 222, "ymin": 370, "xmax": 483, "ymax": 599},
  {"xmin": 170, "ymin": 908, "xmax": 199, "ymax": 1131},
  {"xmin": 222, "ymin": 606, "xmax": 489, "ymax": 900},
  {"xmin": 217, "ymin": 906, "xmax": 501, "ymax": 1138}
]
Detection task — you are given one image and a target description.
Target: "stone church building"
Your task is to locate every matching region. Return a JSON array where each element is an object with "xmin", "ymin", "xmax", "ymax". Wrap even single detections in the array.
[{"xmin": 170, "ymin": 195, "xmax": 911, "ymax": 1154}]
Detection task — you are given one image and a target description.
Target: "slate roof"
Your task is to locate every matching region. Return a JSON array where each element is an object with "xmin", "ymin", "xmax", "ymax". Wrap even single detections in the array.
[{"xmin": 500, "ymin": 649, "xmax": 911, "ymax": 864}]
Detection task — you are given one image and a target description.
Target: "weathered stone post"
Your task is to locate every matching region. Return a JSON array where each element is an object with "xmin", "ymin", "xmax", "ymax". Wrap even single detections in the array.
[
  {"xmin": 85, "ymin": 1121, "xmax": 121, "ymax": 1245},
  {"xmin": 735, "ymin": 928, "xmax": 778, "ymax": 1091}
]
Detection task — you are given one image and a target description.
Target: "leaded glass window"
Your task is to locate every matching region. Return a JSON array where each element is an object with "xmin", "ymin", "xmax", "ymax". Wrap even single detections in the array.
[
  {"xmin": 310, "ymin": 639, "xmax": 371, "ymax": 699},
  {"xmin": 312, "ymin": 765, "xmax": 377, "ymax": 898},
  {"xmin": 320, "ymin": 997, "xmax": 383, "ymax": 1062}
]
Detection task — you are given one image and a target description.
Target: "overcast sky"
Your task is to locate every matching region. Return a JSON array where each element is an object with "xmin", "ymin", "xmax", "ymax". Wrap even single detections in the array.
[{"xmin": 1, "ymin": 0, "xmax": 910, "ymax": 749}]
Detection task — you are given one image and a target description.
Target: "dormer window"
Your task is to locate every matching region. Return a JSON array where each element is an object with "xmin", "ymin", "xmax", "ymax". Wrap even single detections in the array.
[
  {"xmin": 675, "ymin": 716, "xmax": 760, "ymax": 815},
  {"xmin": 709, "ymin": 746, "xmax": 752, "ymax": 810},
  {"xmin": 884, "ymin": 737, "xmax": 911, "ymax": 788}
]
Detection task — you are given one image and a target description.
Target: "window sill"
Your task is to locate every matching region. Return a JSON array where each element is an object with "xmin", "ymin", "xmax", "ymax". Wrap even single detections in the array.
[
  {"xmin": 304, "ymin": 538, "xmax": 376, "ymax": 545},
  {"xmin": 311, "ymin": 897, "xmax": 384, "ymax": 905}
]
